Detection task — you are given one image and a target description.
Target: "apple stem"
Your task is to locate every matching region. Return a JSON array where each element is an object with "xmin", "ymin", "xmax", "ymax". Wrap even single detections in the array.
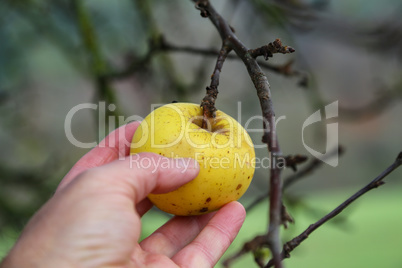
[{"xmin": 200, "ymin": 44, "xmax": 231, "ymax": 128}]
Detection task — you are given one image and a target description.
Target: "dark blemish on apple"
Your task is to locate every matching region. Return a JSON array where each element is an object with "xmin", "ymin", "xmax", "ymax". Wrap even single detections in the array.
[
  {"xmin": 171, "ymin": 203, "xmax": 176, "ymax": 206},
  {"xmin": 199, "ymin": 207, "xmax": 208, "ymax": 213},
  {"xmin": 248, "ymin": 176, "xmax": 250, "ymax": 179},
  {"xmin": 236, "ymin": 184, "xmax": 242, "ymax": 190},
  {"xmin": 206, "ymin": 197, "xmax": 211, "ymax": 203}
]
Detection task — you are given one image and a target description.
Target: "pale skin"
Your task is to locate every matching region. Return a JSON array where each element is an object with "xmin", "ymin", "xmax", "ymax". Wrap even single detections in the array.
[{"xmin": 0, "ymin": 122, "xmax": 246, "ymax": 268}]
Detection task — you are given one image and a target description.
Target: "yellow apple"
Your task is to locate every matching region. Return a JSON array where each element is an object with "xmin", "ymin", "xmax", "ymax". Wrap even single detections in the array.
[{"xmin": 130, "ymin": 102, "xmax": 255, "ymax": 216}]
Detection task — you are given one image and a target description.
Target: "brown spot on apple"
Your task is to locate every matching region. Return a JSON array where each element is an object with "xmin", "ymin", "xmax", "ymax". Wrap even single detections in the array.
[
  {"xmin": 199, "ymin": 207, "xmax": 208, "ymax": 213},
  {"xmin": 236, "ymin": 184, "xmax": 242, "ymax": 190}
]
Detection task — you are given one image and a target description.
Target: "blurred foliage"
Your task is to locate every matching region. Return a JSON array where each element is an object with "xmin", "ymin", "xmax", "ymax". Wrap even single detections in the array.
[{"xmin": 0, "ymin": 0, "xmax": 402, "ymax": 266}]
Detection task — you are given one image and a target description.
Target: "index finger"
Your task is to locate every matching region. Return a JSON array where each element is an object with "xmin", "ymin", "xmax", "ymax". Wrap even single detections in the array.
[{"xmin": 57, "ymin": 121, "xmax": 140, "ymax": 192}]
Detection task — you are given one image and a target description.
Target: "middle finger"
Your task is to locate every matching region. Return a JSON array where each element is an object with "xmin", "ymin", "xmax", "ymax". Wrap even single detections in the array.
[{"xmin": 140, "ymin": 212, "xmax": 216, "ymax": 257}]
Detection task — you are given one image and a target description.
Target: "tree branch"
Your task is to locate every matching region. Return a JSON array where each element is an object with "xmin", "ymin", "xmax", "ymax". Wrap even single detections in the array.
[
  {"xmin": 245, "ymin": 146, "xmax": 344, "ymax": 222},
  {"xmin": 249, "ymin": 39, "xmax": 295, "ymax": 60},
  {"xmin": 226, "ymin": 147, "xmax": 342, "ymax": 267},
  {"xmin": 201, "ymin": 44, "xmax": 231, "ymax": 128},
  {"xmin": 283, "ymin": 146, "xmax": 344, "ymax": 190},
  {"xmin": 192, "ymin": 1, "xmax": 296, "ymax": 267},
  {"xmin": 103, "ymin": 36, "xmax": 301, "ymax": 81},
  {"xmin": 265, "ymin": 151, "xmax": 402, "ymax": 267}
]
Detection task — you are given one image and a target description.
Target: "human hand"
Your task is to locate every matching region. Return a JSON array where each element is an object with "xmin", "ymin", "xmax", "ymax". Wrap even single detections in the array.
[{"xmin": 1, "ymin": 122, "xmax": 246, "ymax": 268}]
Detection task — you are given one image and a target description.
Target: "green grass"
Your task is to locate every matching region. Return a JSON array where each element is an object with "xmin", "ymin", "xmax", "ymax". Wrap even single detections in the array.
[
  {"xmin": 225, "ymin": 188, "xmax": 402, "ymax": 268},
  {"xmin": 141, "ymin": 188, "xmax": 402, "ymax": 268},
  {"xmin": 0, "ymin": 227, "xmax": 19, "ymax": 259},
  {"xmin": 1, "ymin": 188, "xmax": 402, "ymax": 267}
]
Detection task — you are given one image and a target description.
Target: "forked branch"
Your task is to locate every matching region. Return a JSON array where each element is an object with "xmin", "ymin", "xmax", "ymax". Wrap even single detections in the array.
[{"xmin": 193, "ymin": 1, "xmax": 294, "ymax": 267}]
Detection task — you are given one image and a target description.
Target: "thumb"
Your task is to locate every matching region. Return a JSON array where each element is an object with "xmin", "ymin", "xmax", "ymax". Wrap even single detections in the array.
[{"xmin": 68, "ymin": 153, "xmax": 200, "ymax": 204}]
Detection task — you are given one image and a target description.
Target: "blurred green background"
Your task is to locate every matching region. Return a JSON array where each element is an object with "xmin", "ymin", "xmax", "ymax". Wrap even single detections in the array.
[{"xmin": 0, "ymin": 0, "xmax": 401, "ymax": 267}]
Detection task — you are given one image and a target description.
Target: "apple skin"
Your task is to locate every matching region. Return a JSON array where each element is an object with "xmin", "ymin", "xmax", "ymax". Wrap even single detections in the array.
[{"xmin": 130, "ymin": 103, "xmax": 255, "ymax": 216}]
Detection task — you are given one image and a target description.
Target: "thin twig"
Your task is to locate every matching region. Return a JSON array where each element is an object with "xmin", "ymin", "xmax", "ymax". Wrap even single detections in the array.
[
  {"xmin": 265, "ymin": 151, "xmax": 402, "ymax": 267},
  {"xmin": 163, "ymin": 40, "xmax": 301, "ymax": 78},
  {"xmin": 283, "ymin": 146, "xmax": 344, "ymax": 190},
  {"xmin": 245, "ymin": 146, "xmax": 343, "ymax": 215},
  {"xmin": 283, "ymin": 154, "xmax": 308, "ymax": 172},
  {"xmin": 249, "ymin": 39, "xmax": 295, "ymax": 60},
  {"xmin": 103, "ymin": 36, "xmax": 302, "ymax": 81}
]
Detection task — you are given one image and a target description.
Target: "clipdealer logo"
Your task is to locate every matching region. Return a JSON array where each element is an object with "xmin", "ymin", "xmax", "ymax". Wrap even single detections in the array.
[
  {"xmin": 64, "ymin": 101, "xmax": 339, "ymax": 167},
  {"xmin": 302, "ymin": 101, "xmax": 339, "ymax": 167}
]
